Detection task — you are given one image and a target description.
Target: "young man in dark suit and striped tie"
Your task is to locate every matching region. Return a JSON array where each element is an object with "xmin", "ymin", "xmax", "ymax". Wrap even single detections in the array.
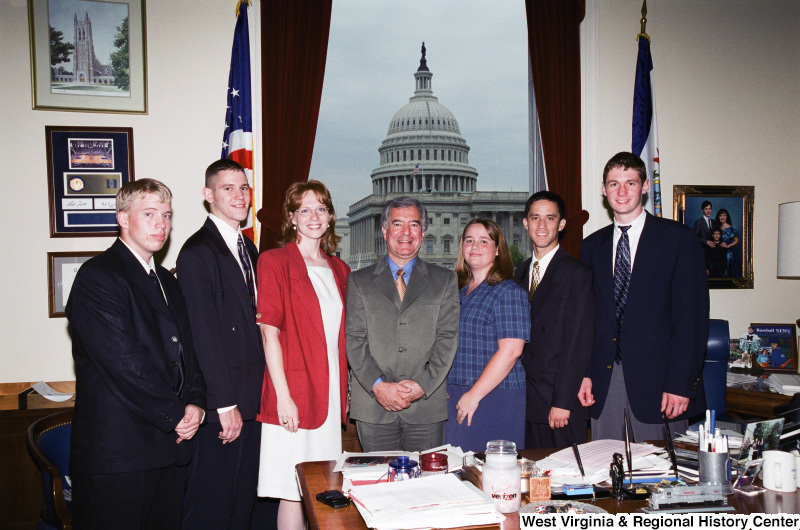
[
  {"xmin": 177, "ymin": 160, "xmax": 264, "ymax": 529},
  {"xmin": 578, "ymin": 152, "xmax": 708, "ymax": 442}
]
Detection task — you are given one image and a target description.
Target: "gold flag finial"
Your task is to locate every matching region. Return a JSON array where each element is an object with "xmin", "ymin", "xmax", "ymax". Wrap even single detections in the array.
[
  {"xmin": 235, "ymin": 0, "xmax": 251, "ymax": 18},
  {"xmin": 638, "ymin": 0, "xmax": 650, "ymax": 41}
]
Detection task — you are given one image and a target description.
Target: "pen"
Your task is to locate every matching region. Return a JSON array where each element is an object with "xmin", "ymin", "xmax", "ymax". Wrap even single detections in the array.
[
  {"xmin": 662, "ymin": 413, "xmax": 680, "ymax": 481},
  {"xmin": 710, "ymin": 409, "xmax": 716, "ymax": 439},
  {"xmin": 624, "ymin": 409, "xmax": 634, "ymax": 484},
  {"xmin": 568, "ymin": 423, "xmax": 587, "ymax": 483}
]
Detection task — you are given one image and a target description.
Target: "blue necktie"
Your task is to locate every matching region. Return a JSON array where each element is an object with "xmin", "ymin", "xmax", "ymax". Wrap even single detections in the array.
[
  {"xmin": 613, "ymin": 225, "xmax": 632, "ymax": 364},
  {"xmin": 238, "ymin": 235, "xmax": 257, "ymax": 316}
]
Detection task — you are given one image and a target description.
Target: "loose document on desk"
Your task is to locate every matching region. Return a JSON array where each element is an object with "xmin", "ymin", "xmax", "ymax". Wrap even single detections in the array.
[
  {"xmin": 537, "ymin": 440, "xmax": 668, "ymax": 485},
  {"xmin": 348, "ymin": 474, "xmax": 505, "ymax": 530}
]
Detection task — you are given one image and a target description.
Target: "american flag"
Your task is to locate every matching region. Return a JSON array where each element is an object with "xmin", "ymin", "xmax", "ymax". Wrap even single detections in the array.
[
  {"xmin": 411, "ymin": 163, "xmax": 420, "ymax": 176},
  {"xmin": 221, "ymin": 0, "xmax": 256, "ymax": 242}
]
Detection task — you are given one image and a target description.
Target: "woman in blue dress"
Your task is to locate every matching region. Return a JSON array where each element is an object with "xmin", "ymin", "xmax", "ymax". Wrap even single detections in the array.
[
  {"xmin": 715, "ymin": 208, "xmax": 740, "ymax": 277},
  {"xmin": 444, "ymin": 218, "xmax": 530, "ymax": 452}
]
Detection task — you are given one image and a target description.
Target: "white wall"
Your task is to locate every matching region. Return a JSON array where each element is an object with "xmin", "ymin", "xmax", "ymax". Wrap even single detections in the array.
[
  {"xmin": 2, "ymin": 0, "xmax": 798, "ymax": 382},
  {"xmin": 582, "ymin": 0, "xmax": 800, "ymax": 341},
  {"xmin": 0, "ymin": 0, "xmax": 237, "ymax": 382}
]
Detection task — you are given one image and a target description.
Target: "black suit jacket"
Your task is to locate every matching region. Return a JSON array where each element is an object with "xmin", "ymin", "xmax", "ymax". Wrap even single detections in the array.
[
  {"xmin": 693, "ymin": 216, "xmax": 718, "ymax": 247},
  {"xmin": 176, "ymin": 218, "xmax": 264, "ymax": 422},
  {"xmin": 581, "ymin": 214, "xmax": 708, "ymax": 423},
  {"xmin": 514, "ymin": 247, "xmax": 595, "ymax": 424},
  {"xmin": 66, "ymin": 239, "xmax": 206, "ymax": 474}
]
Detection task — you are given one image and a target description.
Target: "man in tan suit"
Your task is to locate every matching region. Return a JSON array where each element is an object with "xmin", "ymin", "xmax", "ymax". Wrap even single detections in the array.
[{"xmin": 346, "ymin": 197, "xmax": 459, "ymax": 452}]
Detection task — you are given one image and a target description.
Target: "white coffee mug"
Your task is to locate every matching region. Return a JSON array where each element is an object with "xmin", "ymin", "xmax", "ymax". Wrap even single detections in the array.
[
  {"xmin": 795, "ymin": 454, "xmax": 800, "ymax": 488},
  {"xmin": 761, "ymin": 450, "xmax": 797, "ymax": 493}
]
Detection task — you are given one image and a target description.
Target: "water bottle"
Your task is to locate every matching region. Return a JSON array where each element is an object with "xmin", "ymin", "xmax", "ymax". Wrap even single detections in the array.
[{"xmin": 482, "ymin": 440, "xmax": 521, "ymax": 513}]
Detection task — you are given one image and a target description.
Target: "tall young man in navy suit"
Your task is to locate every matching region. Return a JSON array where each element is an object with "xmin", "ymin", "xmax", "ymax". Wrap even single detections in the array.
[
  {"xmin": 178, "ymin": 160, "xmax": 263, "ymax": 529},
  {"xmin": 578, "ymin": 152, "xmax": 708, "ymax": 441},
  {"xmin": 66, "ymin": 179, "xmax": 206, "ymax": 529},
  {"xmin": 514, "ymin": 191, "xmax": 594, "ymax": 449}
]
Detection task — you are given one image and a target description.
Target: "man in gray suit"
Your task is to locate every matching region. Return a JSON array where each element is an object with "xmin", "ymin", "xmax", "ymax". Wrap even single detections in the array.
[{"xmin": 346, "ymin": 197, "xmax": 460, "ymax": 452}]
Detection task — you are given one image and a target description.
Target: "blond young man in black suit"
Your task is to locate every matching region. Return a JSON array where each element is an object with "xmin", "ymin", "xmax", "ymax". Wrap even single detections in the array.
[{"xmin": 66, "ymin": 179, "xmax": 206, "ymax": 529}]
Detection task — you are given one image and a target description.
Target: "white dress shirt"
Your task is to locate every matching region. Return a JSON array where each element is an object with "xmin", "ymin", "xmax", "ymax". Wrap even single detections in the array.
[
  {"xmin": 529, "ymin": 244, "xmax": 560, "ymax": 285},
  {"xmin": 612, "ymin": 209, "xmax": 647, "ymax": 271}
]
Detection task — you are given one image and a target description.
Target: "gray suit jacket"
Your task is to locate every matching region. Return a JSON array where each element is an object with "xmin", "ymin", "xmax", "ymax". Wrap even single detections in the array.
[{"xmin": 346, "ymin": 257, "xmax": 459, "ymax": 425}]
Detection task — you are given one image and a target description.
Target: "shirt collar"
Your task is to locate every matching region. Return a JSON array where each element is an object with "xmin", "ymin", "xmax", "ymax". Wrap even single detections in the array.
[
  {"xmin": 530, "ymin": 244, "xmax": 559, "ymax": 280},
  {"xmin": 209, "ymin": 213, "xmax": 242, "ymax": 245},
  {"xmin": 614, "ymin": 209, "xmax": 647, "ymax": 232},
  {"xmin": 119, "ymin": 237, "xmax": 156, "ymax": 274},
  {"xmin": 387, "ymin": 255, "xmax": 416, "ymax": 281}
]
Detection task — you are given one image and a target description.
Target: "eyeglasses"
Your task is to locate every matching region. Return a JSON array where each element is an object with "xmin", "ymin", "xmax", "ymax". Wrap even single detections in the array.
[{"xmin": 295, "ymin": 206, "xmax": 329, "ymax": 217}]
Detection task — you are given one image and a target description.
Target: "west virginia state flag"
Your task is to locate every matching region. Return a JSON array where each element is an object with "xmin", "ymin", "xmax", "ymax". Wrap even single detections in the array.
[{"xmin": 631, "ymin": 36, "xmax": 662, "ymax": 217}]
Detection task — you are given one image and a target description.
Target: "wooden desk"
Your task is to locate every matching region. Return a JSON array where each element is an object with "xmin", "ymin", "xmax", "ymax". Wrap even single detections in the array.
[
  {"xmin": 726, "ymin": 379, "xmax": 794, "ymax": 417},
  {"xmin": 296, "ymin": 449, "xmax": 800, "ymax": 529},
  {"xmin": 0, "ymin": 382, "xmax": 75, "ymax": 530}
]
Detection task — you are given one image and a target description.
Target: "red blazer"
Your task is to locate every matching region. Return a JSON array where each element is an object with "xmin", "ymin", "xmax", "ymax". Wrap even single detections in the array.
[{"xmin": 255, "ymin": 242, "xmax": 350, "ymax": 429}]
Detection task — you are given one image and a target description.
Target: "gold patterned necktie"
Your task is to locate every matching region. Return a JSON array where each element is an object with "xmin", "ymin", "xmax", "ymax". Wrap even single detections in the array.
[
  {"xmin": 529, "ymin": 261, "xmax": 540, "ymax": 301},
  {"xmin": 395, "ymin": 269, "xmax": 406, "ymax": 301}
]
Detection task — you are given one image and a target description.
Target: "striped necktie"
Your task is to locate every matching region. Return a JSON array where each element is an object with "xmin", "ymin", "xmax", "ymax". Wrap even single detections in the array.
[{"xmin": 613, "ymin": 225, "xmax": 632, "ymax": 364}]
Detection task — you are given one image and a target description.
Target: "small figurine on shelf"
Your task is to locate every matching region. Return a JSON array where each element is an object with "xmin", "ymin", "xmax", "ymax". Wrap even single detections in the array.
[{"xmin": 611, "ymin": 452, "xmax": 625, "ymax": 500}]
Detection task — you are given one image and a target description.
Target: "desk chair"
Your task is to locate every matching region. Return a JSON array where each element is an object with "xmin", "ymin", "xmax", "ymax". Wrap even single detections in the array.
[
  {"xmin": 26, "ymin": 410, "xmax": 73, "ymax": 530},
  {"xmin": 703, "ymin": 319, "xmax": 730, "ymax": 415},
  {"xmin": 700, "ymin": 318, "xmax": 745, "ymax": 432}
]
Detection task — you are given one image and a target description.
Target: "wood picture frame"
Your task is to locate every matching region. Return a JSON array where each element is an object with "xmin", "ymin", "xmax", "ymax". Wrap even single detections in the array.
[
  {"xmin": 28, "ymin": 0, "xmax": 147, "ymax": 113},
  {"xmin": 673, "ymin": 185, "xmax": 754, "ymax": 289},
  {"xmin": 46, "ymin": 125, "xmax": 134, "ymax": 237},
  {"xmin": 48, "ymin": 251, "xmax": 100, "ymax": 317}
]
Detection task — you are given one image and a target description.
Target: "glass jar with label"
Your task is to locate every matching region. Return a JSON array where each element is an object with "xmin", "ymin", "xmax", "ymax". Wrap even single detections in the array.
[{"xmin": 481, "ymin": 440, "xmax": 521, "ymax": 513}]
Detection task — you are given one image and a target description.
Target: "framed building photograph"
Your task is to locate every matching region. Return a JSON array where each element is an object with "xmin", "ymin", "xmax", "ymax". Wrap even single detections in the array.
[
  {"xmin": 28, "ymin": 0, "xmax": 147, "ymax": 113},
  {"xmin": 48, "ymin": 251, "xmax": 100, "ymax": 317},
  {"xmin": 749, "ymin": 323, "xmax": 798, "ymax": 373},
  {"xmin": 673, "ymin": 185, "xmax": 754, "ymax": 289},
  {"xmin": 46, "ymin": 125, "xmax": 134, "ymax": 237}
]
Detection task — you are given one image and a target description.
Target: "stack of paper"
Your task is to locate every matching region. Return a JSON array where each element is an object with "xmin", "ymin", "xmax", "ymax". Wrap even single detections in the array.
[
  {"xmin": 348, "ymin": 474, "xmax": 505, "ymax": 530},
  {"xmin": 334, "ymin": 451, "xmax": 416, "ymax": 487},
  {"xmin": 335, "ymin": 445, "xmax": 467, "ymax": 490},
  {"xmin": 765, "ymin": 373, "xmax": 800, "ymax": 395},
  {"xmin": 726, "ymin": 372, "xmax": 759, "ymax": 386},
  {"xmin": 536, "ymin": 439, "xmax": 666, "ymax": 486},
  {"xmin": 676, "ymin": 429, "xmax": 743, "ymax": 449}
]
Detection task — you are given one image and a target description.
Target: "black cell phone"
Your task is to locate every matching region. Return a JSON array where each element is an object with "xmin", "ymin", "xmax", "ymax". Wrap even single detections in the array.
[{"xmin": 316, "ymin": 489, "xmax": 350, "ymax": 508}]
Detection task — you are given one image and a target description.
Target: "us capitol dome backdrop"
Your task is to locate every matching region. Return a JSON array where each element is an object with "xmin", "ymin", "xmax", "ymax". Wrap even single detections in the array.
[{"xmin": 341, "ymin": 44, "xmax": 531, "ymax": 270}]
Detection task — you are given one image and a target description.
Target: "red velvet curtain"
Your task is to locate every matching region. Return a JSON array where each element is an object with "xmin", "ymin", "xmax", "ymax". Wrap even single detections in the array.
[
  {"xmin": 526, "ymin": 0, "xmax": 586, "ymax": 258},
  {"xmin": 257, "ymin": 0, "xmax": 332, "ymax": 251}
]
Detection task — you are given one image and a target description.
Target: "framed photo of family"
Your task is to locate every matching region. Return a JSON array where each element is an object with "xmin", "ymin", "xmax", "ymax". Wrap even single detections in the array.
[
  {"xmin": 28, "ymin": 0, "xmax": 148, "ymax": 113},
  {"xmin": 673, "ymin": 185, "xmax": 754, "ymax": 289},
  {"xmin": 46, "ymin": 125, "xmax": 135, "ymax": 237}
]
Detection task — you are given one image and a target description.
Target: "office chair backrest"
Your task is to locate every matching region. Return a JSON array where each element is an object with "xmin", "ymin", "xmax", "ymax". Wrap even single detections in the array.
[
  {"xmin": 703, "ymin": 319, "xmax": 730, "ymax": 414},
  {"xmin": 27, "ymin": 410, "xmax": 73, "ymax": 530}
]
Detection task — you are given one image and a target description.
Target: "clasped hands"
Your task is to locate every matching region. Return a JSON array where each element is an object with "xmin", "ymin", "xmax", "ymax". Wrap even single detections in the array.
[
  {"xmin": 175, "ymin": 404, "xmax": 204, "ymax": 444},
  {"xmin": 373, "ymin": 380, "xmax": 424, "ymax": 412}
]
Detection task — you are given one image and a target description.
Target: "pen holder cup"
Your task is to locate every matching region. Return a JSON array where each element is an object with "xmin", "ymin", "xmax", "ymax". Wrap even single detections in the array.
[{"xmin": 699, "ymin": 450, "xmax": 732, "ymax": 486}]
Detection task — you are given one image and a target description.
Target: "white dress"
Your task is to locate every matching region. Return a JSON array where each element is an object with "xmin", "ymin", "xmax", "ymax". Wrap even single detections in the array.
[{"xmin": 257, "ymin": 266, "xmax": 343, "ymax": 500}]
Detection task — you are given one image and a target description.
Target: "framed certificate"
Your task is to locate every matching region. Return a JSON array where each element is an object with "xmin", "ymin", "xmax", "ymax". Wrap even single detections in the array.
[{"xmin": 48, "ymin": 251, "xmax": 100, "ymax": 317}]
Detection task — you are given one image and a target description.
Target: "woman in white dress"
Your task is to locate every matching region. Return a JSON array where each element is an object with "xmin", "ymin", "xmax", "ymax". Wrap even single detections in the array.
[{"xmin": 255, "ymin": 180, "xmax": 350, "ymax": 529}]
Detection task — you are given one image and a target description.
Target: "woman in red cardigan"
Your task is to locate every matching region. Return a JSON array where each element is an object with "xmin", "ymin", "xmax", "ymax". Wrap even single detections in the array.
[{"xmin": 255, "ymin": 180, "xmax": 350, "ymax": 529}]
